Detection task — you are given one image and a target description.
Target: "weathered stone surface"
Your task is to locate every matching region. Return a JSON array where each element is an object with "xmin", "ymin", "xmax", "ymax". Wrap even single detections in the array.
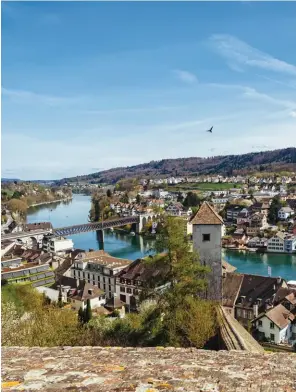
[{"xmin": 2, "ymin": 347, "xmax": 296, "ymax": 391}]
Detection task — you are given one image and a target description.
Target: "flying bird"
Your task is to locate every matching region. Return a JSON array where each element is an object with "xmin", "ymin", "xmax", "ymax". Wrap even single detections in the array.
[{"xmin": 206, "ymin": 126, "xmax": 213, "ymax": 133}]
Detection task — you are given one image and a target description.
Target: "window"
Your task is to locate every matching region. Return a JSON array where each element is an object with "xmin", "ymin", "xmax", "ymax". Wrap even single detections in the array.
[
  {"xmin": 203, "ymin": 234, "xmax": 211, "ymax": 242},
  {"xmin": 270, "ymin": 322, "xmax": 275, "ymax": 329},
  {"xmin": 120, "ymin": 287, "xmax": 125, "ymax": 292},
  {"xmin": 127, "ymin": 288, "xmax": 132, "ymax": 294},
  {"xmin": 258, "ymin": 320, "xmax": 262, "ymax": 327},
  {"xmin": 270, "ymin": 333, "xmax": 275, "ymax": 341}
]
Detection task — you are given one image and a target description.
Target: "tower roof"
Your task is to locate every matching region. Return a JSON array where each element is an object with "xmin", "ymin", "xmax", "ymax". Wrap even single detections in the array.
[{"xmin": 190, "ymin": 202, "xmax": 224, "ymax": 225}]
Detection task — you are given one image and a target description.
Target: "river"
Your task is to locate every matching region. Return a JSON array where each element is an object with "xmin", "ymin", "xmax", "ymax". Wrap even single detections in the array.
[{"xmin": 27, "ymin": 194, "xmax": 296, "ymax": 280}]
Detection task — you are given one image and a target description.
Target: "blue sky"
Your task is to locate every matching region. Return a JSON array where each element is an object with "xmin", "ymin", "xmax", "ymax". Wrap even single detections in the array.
[{"xmin": 2, "ymin": 1, "xmax": 296, "ymax": 180}]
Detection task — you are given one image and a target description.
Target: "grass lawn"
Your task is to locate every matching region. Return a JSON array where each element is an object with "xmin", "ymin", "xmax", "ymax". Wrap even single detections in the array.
[{"xmin": 167, "ymin": 182, "xmax": 242, "ymax": 192}]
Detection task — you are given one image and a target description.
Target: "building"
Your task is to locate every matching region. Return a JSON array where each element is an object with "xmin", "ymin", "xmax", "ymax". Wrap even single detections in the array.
[
  {"xmin": 246, "ymin": 213, "xmax": 267, "ymax": 236},
  {"xmin": 1, "ymin": 259, "xmax": 55, "ymax": 287},
  {"xmin": 233, "ymin": 274, "xmax": 287, "ymax": 327},
  {"xmin": 24, "ymin": 222, "xmax": 53, "ymax": 232},
  {"xmin": 247, "ymin": 237, "xmax": 267, "ymax": 248},
  {"xmin": 69, "ymin": 250, "xmax": 131, "ymax": 298},
  {"xmin": 267, "ymin": 232, "xmax": 296, "ymax": 253},
  {"xmin": 165, "ymin": 202, "xmax": 185, "ymax": 216},
  {"xmin": 70, "ymin": 282, "xmax": 105, "ymax": 311},
  {"xmin": 191, "ymin": 202, "xmax": 224, "ymax": 301},
  {"xmin": 115, "ymin": 258, "xmax": 167, "ymax": 309},
  {"xmin": 226, "ymin": 205, "xmax": 243, "ymax": 222},
  {"xmin": 278, "ymin": 206, "xmax": 294, "ymax": 220},
  {"xmin": 43, "ymin": 234, "xmax": 74, "ymax": 254},
  {"xmin": 253, "ymin": 304, "xmax": 295, "ymax": 345}
]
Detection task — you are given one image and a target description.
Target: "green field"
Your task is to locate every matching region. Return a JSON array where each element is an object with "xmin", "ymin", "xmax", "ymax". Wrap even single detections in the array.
[{"xmin": 167, "ymin": 182, "xmax": 242, "ymax": 192}]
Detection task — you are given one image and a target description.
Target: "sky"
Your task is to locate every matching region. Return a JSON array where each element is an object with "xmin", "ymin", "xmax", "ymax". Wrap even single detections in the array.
[{"xmin": 1, "ymin": 1, "xmax": 296, "ymax": 180}]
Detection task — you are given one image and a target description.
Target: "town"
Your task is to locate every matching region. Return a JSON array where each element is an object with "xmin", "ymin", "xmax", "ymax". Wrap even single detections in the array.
[{"xmin": 2, "ymin": 172, "xmax": 296, "ymax": 351}]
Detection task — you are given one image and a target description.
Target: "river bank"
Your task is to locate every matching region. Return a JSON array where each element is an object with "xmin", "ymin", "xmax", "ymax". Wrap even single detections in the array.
[{"xmin": 28, "ymin": 197, "xmax": 72, "ymax": 208}]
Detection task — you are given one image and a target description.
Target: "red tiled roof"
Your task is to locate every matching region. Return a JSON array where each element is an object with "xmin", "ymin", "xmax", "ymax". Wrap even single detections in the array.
[{"xmin": 190, "ymin": 202, "xmax": 223, "ymax": 225}]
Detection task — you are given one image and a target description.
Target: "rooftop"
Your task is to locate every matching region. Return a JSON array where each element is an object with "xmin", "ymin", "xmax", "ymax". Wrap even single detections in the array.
[
  {"xmin": 2, "ymin": 347, "xmax": 295, "ymax": 391},
  {"xmin": 190, "ymin": 201, "xmax": 224, "ymax": 225},
  {"xmin": 77, "ymin": 250, "xmax": 131, "ymax": 269},
  {"xmin": 259, "ymin": 304, "xmax": 295, "ymax": 329}
]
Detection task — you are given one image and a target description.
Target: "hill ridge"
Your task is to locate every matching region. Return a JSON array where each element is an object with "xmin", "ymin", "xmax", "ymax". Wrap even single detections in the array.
[{"xmin": 60, "ymin": 147, "xmax": 296, "ymax": 184}]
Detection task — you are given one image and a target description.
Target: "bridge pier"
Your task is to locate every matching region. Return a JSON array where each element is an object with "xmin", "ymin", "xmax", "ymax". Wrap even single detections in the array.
[{"xmin": 96, "ymin": 230, "xmax": 104, "ymax": 250}]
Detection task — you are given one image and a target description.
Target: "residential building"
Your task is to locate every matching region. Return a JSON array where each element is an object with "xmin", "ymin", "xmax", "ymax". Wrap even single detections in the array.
[
  {"xmin": 226, "ymin": 205, "xmax": 243, "ymax": 222},
  {"xmin": 267, "ymin": 232, "xmax": 296, "ymax": 253},
  {"xmin": 267, "ymin": 232, "xmax": 286, "ymax": 252},
  {"xmin": 233, "ymin": 274, "xmax": 287, "ymax": 327},
  {"xmin": 70, "ymin": 282, "xmax": 106, "ymax": 311},
  {"xmin": 1, "ymin": 260, "xmax": 55, "ymax": 287},
  {"xmin": 253, "ymin": 304, "xmax": 295, "ymax": 345},
  {"xmin": 43, "ymin": 234, "xmax": 74, "ymax": 254},
  {"xmin": 165, "ymin": 202, "xmax": 184, "ymax": 216},
  {"xmin": 24, "ymin": 222, "xmax": 53, "ymax": 232},
  {"xmin": 115, "ymin": 258, "xmax": 167, "ymax": 309},
  {"xmin": 70, "ymin": 250, "xmax": 131, "ymax": 298},
  {"xmin": 191, "ymin": 202, "xmax": 224, "ymax": 301},
  {"xmin": 247, "ymin": 237, "xmax": 267, "ymax": 248},
  {"xmin": 246, "ymin": 213, "xmax": 267, "ymax": 236},
  {"xmin": 278, "ymin": 206, "xmax": 294, "ymax": 220}
]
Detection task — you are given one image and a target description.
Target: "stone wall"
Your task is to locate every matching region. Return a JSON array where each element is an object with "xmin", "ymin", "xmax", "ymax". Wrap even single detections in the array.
[{"xmin": 2, "ymin": 347, "xmax": 296, "ymax": 391}]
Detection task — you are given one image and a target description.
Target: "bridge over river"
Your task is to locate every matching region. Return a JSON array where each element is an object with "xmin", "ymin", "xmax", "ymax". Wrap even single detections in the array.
[{"xmin": 1, "ymin": 214, "xmax": 157, "ymax": 243}]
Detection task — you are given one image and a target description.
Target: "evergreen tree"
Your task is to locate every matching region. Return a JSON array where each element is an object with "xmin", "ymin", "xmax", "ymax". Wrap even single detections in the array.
[
  {"xmin": 106, "ymin": 189, "xmax": 112, "ymax": 198},
  {"xmin": 84, "ymin": 299, "xmax": 92, "ymax": 323},
  {"xmin": 268, "ymin": 195, "xmax": 282, "ymax": 224},
  {"xmin": 78, "ymin": 307, "xmax": 84, "ymax": 324},
  {"xmin": 141, "ymin": 217, "xmax": 217, "ymax": 348},
  {"xmin": 183, "ymin": 192, "xmax": 200, "ymax": 207},
  {"xmin": 136, "ymin": 194, "xmax": 141, "ymax": 204},
  {"xmin": 120, "ymin": 192, "xmax": 129, "ymax": 204}
]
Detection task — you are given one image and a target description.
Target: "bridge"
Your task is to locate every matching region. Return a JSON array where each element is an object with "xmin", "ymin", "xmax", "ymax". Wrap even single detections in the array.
[
  {"xmin": 54, "ymin": 215, "xmax": 140, "ymax": 236},
  {"xmin": 1, "ymin": 214, "xmax": 157, "ymax": 244}
]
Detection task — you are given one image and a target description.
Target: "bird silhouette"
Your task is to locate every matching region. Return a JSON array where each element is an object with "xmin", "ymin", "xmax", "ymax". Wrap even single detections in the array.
[{"xmin": 206, "ymin": 126, "xmax": 213, "ymax": 133}]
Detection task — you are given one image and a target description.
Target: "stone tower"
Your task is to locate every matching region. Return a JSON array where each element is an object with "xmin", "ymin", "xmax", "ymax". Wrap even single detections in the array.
[{"xmin": 191, "ymin": 201, "xmax": 224, "ymax": 301}]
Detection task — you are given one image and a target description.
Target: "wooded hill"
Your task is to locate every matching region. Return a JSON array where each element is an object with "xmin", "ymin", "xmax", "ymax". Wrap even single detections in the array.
[{"xmin": 59, "ymin": 147, "xmax": 296, "ymax": 184}]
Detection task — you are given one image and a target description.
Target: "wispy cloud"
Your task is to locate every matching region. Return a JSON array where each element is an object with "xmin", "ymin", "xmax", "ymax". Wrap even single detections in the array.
[
  {"xmin": 2, "ymin": 87, "xmax": 83, "ymax": 107},
  {"xmin": 172, "ymin": 69, "xmax": 198, "ymax": 84},
  {"xmin": 209, "ymin": 34, "xmax": 296, "ymax": 76}
]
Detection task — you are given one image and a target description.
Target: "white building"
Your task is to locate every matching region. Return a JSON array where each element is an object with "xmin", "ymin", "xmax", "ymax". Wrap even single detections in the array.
[
  {"xmin": 254, "ymin": 304, "xmax": 295, "ymax": 345},
  {"xmin": 70, "ymin": 250, "xmax": 131, "ymax": 299},
  {"xmin": 70, "ymin": 282, "xmax": 106, "ymax": 311},
  {"xmin": 267, "ymin": 233, "xmax": 296, "ymax": 254},
  {"xmin": 191, "ymin": 202, "xmax": 225, "ymax": 301},
  {"xmin": 43, "ymin": 235, "xmax": 74, "ymax": 254},
  {"xmin": 278, "ymin": 206, "xmax": 294, "ymax": 220}
]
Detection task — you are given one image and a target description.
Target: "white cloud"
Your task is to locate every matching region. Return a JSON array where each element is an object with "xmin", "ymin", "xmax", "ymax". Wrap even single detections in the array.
[
  {"xmin": 172, "ymin": 69, "xmax": 198, "ymax": 84},
  {"xmin": 2, "ymin": 87, "xmax": 83, "ymax": 107},
  {"xmin": 210, "ymin": 34, "xmax": 296, "ymax": 75}
]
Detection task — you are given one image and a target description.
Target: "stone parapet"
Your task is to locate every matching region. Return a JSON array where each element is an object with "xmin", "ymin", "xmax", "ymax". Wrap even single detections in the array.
[{"xmin": 2, "ymin": 346, "xmax": 296, "ymax": 391}]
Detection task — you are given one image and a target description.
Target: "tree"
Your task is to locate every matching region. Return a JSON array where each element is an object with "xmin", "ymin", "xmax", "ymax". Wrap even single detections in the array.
[
  {"xmin": 120, "ymin": 193, "xmax": 129, "ymax": 204},
  {"xmin": 136, "ymin": 194, "xmax": 141, "ymax": 204},
  {"xmin": 183, "ymin": 192, "xmax": 200, "ymax": 208},
  {"xmin": 78, "ymin": 307, "xmax": 84, "ymax": 324},
  {"xmin": 106, "ymin": 189, "xmax": 112, "ymax": 198},
  {"xmin": 268, "ymin": 196, "xmax": 282, "ymax": 224},
  {"xmin": 140, "ymin": 216, "xmax": 217, "ymax": 348},
  {"xmin": 177, "ymin": 192, "xmax": 184, "ymax": 202},
  {"xmin": 7, "ymin": 199, "xmax": 28, "ymax": 215},
  {"xmin": 84, "ymin": 299, "xmax": 92, "ymax": 323}
]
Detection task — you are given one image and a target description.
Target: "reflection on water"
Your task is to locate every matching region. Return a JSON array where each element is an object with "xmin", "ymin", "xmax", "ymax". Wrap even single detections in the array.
[{"xmin": 27, "ymin": 194, "xmax": 296, "ymax": 280}]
